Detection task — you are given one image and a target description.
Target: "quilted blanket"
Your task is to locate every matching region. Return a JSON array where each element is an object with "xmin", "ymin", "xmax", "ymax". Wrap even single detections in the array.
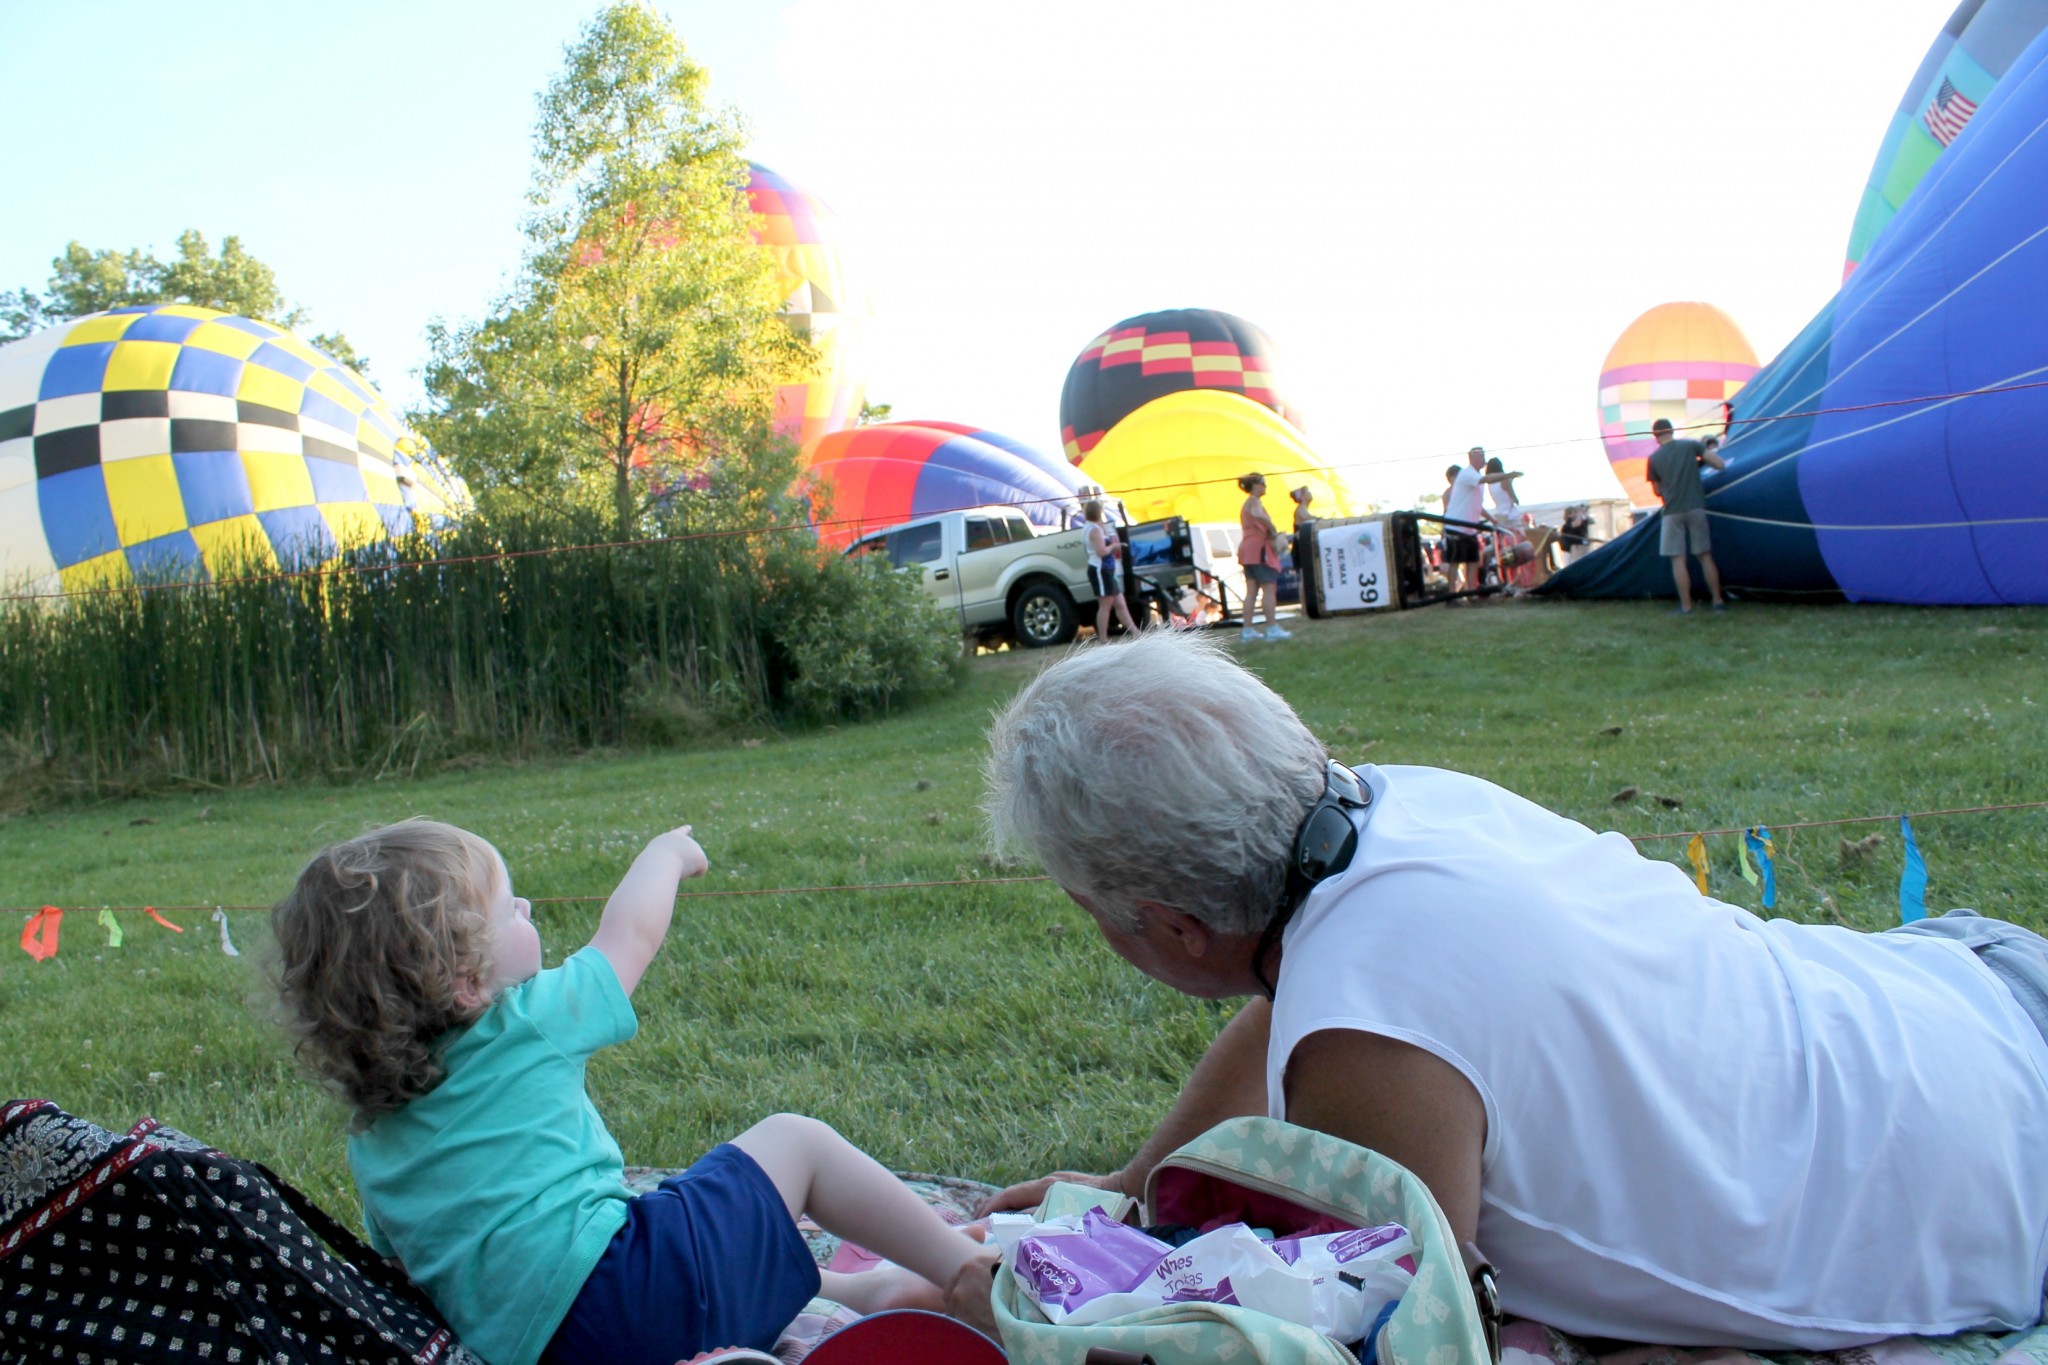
[{"xmin": 624, "ymin": 1167, "xmax": 2048, "ymax": 1365}]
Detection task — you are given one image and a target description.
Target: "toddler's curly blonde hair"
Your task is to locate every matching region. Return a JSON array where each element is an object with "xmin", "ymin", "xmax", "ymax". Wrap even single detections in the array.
[{"xmin": 272, "ymin": 819, "xmax": 499, "ymax": 1125}]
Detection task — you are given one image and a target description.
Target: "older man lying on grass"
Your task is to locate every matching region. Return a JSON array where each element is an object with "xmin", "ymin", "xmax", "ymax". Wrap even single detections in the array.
[{"xmin": 979, "ymin": 630, "xmax": 2048, "ymax": 1349}]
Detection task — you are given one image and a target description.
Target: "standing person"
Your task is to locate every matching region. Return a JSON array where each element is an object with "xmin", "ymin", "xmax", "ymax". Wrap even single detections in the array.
[
  {"xmin": 978, "ymin": 631, "xmax": 2048, "ymax": 1352},
  {"xmin": 1442, "ymin": 447, "xmax": 1520, "ymax": 594},
  {"xmin": 1558, "ymin": 505, "xmax": 1593, "ymax": 563},
  {"xmin": 1084, "ymin": 498, "xmax": 1140, "ymax": 640},
  {"xmin": 1288, "ymin": 485, "xmax": 1316, "ymax": 577},
  {"xmin": 1236, "ymin": 473, "xmax": 1290, "ymax": 641},
  {"xmin": 1483, "ymin": 456, "xmax": 1524, "ymax": 530},
  {"xmin": 1644, "ymin": 418, "xmax": 1728, "ymax": 613},
  {"xmin": 271, "ymin": 821, "xmax": 999, "ymax": 1365},
  {"xmin": 1483, "ymin": 456, "xmax": 1539, "ymax": 591}
]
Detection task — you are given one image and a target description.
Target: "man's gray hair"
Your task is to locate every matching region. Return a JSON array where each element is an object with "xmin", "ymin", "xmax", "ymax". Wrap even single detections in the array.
[{"xmin": 984, "ymin": 630, "xmax": 1326, "ymax": 936}]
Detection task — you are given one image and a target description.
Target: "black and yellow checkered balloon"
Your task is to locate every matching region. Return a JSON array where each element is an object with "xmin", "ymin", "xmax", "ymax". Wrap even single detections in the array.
[{"xmin": 0, "ymin": 304, "xmax": 470, "ymax": 594}]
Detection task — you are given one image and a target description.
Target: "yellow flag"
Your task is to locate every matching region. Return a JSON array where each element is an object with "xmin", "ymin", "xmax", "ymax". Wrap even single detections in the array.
[{"xmin": 1684, "ymin": 835, "xmax": 1710, "ymax": 895}]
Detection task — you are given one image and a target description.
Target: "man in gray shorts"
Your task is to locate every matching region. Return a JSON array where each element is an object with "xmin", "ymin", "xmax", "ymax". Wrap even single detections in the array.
[{"xmin": 1645, "ymin": 419, "xmax": 1728, "ymax": 614}]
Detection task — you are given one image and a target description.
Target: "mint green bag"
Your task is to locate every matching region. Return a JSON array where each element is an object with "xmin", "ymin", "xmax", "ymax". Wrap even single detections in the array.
[{"xmin": 991, "ymin": 1117, "xmax": 1499, "ymax": 1365}]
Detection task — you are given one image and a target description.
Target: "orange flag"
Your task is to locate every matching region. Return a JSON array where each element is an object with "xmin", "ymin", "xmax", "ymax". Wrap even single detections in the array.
[{"xmin": 21, "ymin": 906, "xmax": 61, "ymax": 961}]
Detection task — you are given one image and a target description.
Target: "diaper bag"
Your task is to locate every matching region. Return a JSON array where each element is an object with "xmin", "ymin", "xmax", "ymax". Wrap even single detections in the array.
[{"xmin": 990, "ymin": 1116, "xmax": 1500, "ymax": 1365}]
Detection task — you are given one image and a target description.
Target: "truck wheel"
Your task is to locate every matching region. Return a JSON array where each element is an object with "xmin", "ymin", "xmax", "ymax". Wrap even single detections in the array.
[{"xmin": 1011, "ymin": 581, "xmax": 1078, "ymax": 648}]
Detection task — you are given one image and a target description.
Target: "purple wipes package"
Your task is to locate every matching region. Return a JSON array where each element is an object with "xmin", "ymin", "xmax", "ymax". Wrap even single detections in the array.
[
  {"xmin": 1013, "ymin": 1210, "xmax": 1172, "ymax": 1317},
  {"xmin": 1271, "ymin": 1221, "xmax": 1412, "ymax": 1267}
]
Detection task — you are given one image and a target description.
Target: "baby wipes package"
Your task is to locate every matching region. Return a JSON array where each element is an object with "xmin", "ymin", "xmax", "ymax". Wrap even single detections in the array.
[
  {"xmin": 1010, "ymin": 1210, "xmax": 1173, "ymax": 1324},
  {"xmin": 1002, "ymin": 1207, "xmax": 1415, "ymax": 1339}
]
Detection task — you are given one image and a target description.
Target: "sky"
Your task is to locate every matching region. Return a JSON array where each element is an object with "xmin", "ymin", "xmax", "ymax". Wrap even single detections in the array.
[{"xmin": 0, "ymin": 0, "xmax": 1946, "ymax": 509}]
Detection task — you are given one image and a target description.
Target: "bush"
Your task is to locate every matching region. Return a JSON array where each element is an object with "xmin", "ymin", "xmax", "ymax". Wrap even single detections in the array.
[{"xmin": 760, "ymin": 549, "xmax": 965, "ymax": 722}]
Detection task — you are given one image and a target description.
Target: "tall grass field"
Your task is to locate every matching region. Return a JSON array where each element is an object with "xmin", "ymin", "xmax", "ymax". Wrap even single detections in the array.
[
  {"xmin": 4, "ymin": 600, "xmax": 2045, "ymax": 1229},
  {"xmin": 0, "ymin": 511, "xmax": 959, "ymax": 804}
]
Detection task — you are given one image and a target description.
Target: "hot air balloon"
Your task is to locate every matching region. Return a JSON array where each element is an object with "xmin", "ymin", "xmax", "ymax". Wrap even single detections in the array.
[
  {"xmin": 1550, "ymin": 25, "xmax": 2048, "ymax": 605},
  {"xmin": 1843, "ymin": 0, "xmax": 2048, "ymax": 280},
  {"xmin": 747, "ymin": 163, "xmax": 869, "ymax": 450},
  {"xmin": 1596, "ymin": 304, "xmax": 1760, "ymax": 508},
  {"xmin": 1077, "ymin": 390, "xmax": 1360, "ymax": 528},
  {"xmin": 803, "ymin": 423, "xmax": 1084, "ymax": 548},
  {"xmin": 1059, "ymin": 308, "xmax": 1300, "ymax": 464},
  {"xmin": 0, "ymin": 304, "xmax": 469, "ymax": 595},
  {"xmin": 904, "ymin": 420, "xmax": 1090, "ymax": 490}
]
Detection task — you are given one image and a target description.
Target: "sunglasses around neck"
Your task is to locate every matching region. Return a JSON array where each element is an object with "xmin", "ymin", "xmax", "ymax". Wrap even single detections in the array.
[{"xmin": 1252, "ymin": 762, "xmax": 1371, "ymax": 1000}]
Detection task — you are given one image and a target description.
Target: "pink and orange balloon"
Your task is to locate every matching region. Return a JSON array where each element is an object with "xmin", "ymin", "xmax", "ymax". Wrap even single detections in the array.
[
  {"xmin": 746, "ymin": 164, "xmax": 869, "ymax": 450},
  {"xmin": 1596, "ymin": 302, "xmax": 1759, "ymax": 507}
]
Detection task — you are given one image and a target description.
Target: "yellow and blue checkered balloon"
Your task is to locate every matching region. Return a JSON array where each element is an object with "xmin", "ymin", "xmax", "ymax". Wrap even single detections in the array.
[{"xmin": 0, "ymin": 304, "xmax": 470, "ymax": 594}]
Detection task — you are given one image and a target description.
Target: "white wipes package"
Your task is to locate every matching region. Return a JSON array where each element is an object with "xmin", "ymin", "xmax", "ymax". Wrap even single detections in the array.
[
  {"xmin": 1148, "ymin": 1224, "xmax": 1316, "ymax": 1323},
  {"xmin": 1270, "ymin": 1223, "xmax": 1417, "ymax": 1341}
]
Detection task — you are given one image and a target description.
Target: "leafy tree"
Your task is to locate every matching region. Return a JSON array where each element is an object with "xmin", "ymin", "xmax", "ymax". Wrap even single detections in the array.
[
  {"xmin": 856, "ymin": 399, "xmax": 893, "ymax": 427},
  {"xmin": 418, "ymin": 3, "xmax": 811, "ymax": 537},
  {"xmin": 0, "ymin": 230, "xmax": 367, "ymax": 372}
]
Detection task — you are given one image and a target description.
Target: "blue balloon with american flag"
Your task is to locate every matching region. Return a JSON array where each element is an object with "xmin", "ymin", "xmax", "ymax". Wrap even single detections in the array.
[{"xmin": 1841, "ymin": 0, "xmax": 2048, "ymax": 280}]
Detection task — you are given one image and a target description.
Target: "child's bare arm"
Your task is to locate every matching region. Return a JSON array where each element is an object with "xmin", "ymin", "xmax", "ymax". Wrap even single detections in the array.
[{"xmin": 589, "ymin": 826, "xmax": 708, "ymax": 995}]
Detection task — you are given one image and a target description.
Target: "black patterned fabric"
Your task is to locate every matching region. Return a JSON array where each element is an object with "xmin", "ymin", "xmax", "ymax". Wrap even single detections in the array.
[{"xmin": 0, "ymin": 1099, "xmax": 482, "ymax": 1365}]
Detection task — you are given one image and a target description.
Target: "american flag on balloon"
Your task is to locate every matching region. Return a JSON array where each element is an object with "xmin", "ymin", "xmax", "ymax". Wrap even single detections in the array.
[{"xmin": 1923, "ymin": 76, "xmax": 1979, "ymax": 147}]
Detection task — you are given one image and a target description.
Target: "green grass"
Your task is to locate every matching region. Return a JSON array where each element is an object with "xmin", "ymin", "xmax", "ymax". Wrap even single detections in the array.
[{"xmin": 5, "ymin": 600, "xmax": 2046, "ymax": 1229}]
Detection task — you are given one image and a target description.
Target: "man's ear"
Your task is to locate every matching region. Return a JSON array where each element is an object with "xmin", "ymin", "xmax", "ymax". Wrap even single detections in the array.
[{"xmin": 1138, "ymin": 901, "xmax": 1215, "ymax": 959}]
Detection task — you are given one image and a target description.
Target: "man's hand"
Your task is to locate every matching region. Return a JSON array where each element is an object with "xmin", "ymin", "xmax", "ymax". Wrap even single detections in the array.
[{"xmin": 973, "ymin": 1168, "xmax": 1135, "ymax": 1218}]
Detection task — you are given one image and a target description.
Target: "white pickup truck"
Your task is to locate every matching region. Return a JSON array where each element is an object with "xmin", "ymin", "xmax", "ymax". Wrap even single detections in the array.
[{"xmin": 845, "ymin": 506, "xmax": 1116, "ymax": 648}]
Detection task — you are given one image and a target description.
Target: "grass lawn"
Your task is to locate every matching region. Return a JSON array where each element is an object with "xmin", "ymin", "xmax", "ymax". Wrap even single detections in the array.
[{"xmin": 5, "ymin": 598, "xmax": 2045, "ymax": 1228}]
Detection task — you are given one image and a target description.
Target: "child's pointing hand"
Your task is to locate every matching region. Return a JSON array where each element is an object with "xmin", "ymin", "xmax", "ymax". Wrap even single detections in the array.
[{"xmin": 649, "ymin": 825, "xmax": 709, "ymax": 880}]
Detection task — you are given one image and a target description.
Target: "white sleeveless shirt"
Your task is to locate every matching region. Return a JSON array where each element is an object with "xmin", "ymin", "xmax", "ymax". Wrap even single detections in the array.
[{"xmin": 1267, "ymin": 765, "xmax": 2048, "ymax": 1349}]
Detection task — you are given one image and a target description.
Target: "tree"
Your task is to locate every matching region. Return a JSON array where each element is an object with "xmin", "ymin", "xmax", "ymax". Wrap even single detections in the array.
[
  {"xmin": 418, "ymin": 3, "xmax": 811, "ymax": 537},
  {"xmin": 0, "ymin": 230, "xmax": 367, "ymax": 372}
]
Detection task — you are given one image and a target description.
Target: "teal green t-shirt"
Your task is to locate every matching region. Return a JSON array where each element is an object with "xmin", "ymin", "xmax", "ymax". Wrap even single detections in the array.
[{"xmin": 347, "ymin": 946, "xmax": 637, "ymax": 1365}]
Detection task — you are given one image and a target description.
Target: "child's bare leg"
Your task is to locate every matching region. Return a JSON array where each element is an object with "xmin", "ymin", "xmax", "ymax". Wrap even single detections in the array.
[
  {"xmin": 732, "ymin": 1114, "xmax": 998, "ymax": 1331},
  {"xmin": 819, "ymin": 1265, "xmax": 940, "ymax": 1315}
]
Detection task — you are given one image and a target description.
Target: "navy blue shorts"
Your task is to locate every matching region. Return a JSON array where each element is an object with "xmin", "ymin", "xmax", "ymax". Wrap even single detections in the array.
[{"xmin": 541, "ymin": 1144, "xmax": 821, "ymax": 1365}]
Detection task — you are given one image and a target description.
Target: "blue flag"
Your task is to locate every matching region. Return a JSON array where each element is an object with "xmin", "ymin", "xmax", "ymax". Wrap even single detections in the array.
[
  {"xmin": 1744, "ymin": 827, "xmax": 1777, "ymax": 910},
  {"xmin": 1899, "ymin": 816, "xmax": 1929, "ymax": 923}
]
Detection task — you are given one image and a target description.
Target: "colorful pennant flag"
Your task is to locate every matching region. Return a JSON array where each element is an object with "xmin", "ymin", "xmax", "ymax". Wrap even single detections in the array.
[
  {"xmin": 1684, "ymin": 835, "xmax": 1710, "ymax": 895},
  {"xmin": 21, "ymin": 906, "xmax": 61, "ymax": 962},
  {"xmin": 1737, "ymin": 837, "xmax": 1759, "ymax": 886},
  {"xmin": 98, "ymin": 908, "xmax": 124, "ymax": 948},
  {"xmin": 1744, "ymin": 827, "xmax": 1777, "ymax": 910},
  {"xmin": 1899, "ymin": 815, "xmax": 1929, "ymax": 923},
  {"xmin": 146, "ymin": 907, "xmax": 184, "ymax": 933}
]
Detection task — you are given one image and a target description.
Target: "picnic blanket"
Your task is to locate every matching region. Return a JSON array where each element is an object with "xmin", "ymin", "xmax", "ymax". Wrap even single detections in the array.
[{"xmin": 627, "ymin": 1166, "xmax": 2048, "ymax": 1365}]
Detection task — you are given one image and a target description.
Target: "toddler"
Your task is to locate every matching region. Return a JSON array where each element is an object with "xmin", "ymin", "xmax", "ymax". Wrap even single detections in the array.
[{"xmin": 273, "ymin": 819, "xmax": 998, "ymax": 1365}]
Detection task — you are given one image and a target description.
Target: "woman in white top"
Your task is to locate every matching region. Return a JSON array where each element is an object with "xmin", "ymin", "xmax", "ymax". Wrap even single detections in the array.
[
  {"xmin": 1083, "ymin": 499, "xmax": 1140, "ymax": 640},
  {"xmin": 1483, "ymin": 455, "xmax": 1524, "ymax": 530}
]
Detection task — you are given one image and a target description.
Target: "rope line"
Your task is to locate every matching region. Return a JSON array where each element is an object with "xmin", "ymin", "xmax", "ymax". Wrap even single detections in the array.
[
  {"xmin": 1707, "ymin": 510, "xmax": 2048, "ymax": 532},
  {"xmin": 13, "ymin": 800, "xmax": 2044, "ymax": 916},
  {"xmin": 10, "ymin": 376, "xmax": 2048, "ymax": 606},
  {"xmin": 1623, "ymin": 798, "xmax": 2048, "ymax": 843}
]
